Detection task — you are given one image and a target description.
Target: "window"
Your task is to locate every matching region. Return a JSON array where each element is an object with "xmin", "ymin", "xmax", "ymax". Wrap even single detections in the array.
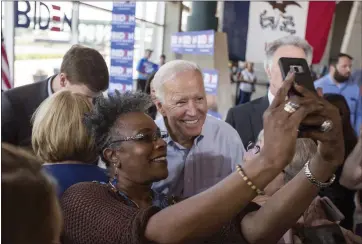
[
  {"xmin": 13, "ymin": 1, "xmax": 73, "ymax": 87},
  {"xmin": 10, "ymin": 1, "xmax": 165, "ymax": 87},
  {"xmin": 181, "ymin": 2, "xmax": 192, "ymax": 31}
]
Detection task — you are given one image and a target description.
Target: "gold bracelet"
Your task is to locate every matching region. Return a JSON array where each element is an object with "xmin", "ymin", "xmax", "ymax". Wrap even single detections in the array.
[{"xmin": 236, "ymin": 165, "xmax": 265, "ymax": 195}]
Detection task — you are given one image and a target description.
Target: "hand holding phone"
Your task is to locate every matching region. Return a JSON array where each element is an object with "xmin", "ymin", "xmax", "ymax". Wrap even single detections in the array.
[
  {"xmin": 278, "ymin": 57, "xmax": 320, "ymax": 135},
  {"xmin": 278, "ymin": 57, "xmax": 317, "ymax": 97}
]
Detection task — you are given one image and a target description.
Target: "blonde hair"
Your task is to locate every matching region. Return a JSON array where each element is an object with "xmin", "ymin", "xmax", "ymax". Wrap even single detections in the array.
[{"xmin": 32, "ymin": 90, "xmax": 97, "ymax": 163}]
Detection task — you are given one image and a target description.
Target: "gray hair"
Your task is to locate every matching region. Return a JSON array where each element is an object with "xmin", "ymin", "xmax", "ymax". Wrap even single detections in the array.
[
  {"xmin": 284, "ymin": 138, "xmax": 317, "ymax": 183},
  {"xmin": 256, "ymin": 131, "xmax": 317, "ymax": 183},
  {"xmin": 264, "ymin": 35, "xmax": 313, "ymax": 70},
  {"xmin": 83, "ymin": 91, "xmax": 153, "ymax": 165},
  {"xmin": 152, "ymin": 60, "xmax": 203, "ymax": 102}
]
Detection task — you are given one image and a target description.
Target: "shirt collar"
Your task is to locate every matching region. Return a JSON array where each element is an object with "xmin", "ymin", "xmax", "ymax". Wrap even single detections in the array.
[
  {"xmin": 47, "ymin": 76, "xmax": 55, "ymax": 97},
  {"xmin": 327, "ymin": 74, "xmax": 351, "ymax": 89},
  {"xmin": 267, "ymin": 89, "xmax": 274, "ymax": 105}
]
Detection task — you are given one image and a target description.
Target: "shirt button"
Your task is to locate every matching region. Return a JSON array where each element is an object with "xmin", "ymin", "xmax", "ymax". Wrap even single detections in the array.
[{"xmin": 187, "ymin": 178, "xmax": 191, "ymax": 183}]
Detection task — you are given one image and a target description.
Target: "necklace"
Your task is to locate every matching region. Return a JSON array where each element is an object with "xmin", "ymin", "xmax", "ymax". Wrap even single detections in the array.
[{"xmin": 108, "ymin": 181, "xmax": 153, "ymax": 209}]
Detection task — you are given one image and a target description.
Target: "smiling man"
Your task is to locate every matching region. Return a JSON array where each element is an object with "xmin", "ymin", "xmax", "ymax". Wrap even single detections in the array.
[{"xmin": 152, "ymin": 60, "xmax": 245, "ymax": 198}]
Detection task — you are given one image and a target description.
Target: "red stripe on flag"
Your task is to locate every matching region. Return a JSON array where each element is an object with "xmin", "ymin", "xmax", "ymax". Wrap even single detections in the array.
[
  {"xmin": 1, "ymin": 44, "xmax": 9, "ymax": 65},
  {"xmin": 51, "ymin": 27, "xmax": 61, "ymax": 32},
  {"xmin": 305, "ymin": 2, "xmax": 336, "ymax": 64},
  {"xmin": 52, "ymin": 5, "xmax": 61, "ymax": 10},
  {"xmin": 53, "ymin": 16, "xmax": 61, "ymax": 22},
  {"xmin": 2, "ymin": 70, "xmax": 11, "ymax": 90}
]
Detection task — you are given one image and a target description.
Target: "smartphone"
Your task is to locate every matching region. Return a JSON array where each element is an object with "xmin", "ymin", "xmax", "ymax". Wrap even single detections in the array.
[
  {"xmin": 278, "ymin": 57, "xmax": 317, "ymax": 96},
  {"xmin": 320, "ymin": 197, "xmax": 345, "ymax": 222}
]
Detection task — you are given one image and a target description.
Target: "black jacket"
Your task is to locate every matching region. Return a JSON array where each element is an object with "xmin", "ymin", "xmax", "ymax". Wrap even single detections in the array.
[
  {"xmin": 226, "ymin": 96, "xmax": 269, "ymax": 148},
  {"xmin": 2, "ymin": 78, "xmax": 51, "ymax": 148}
]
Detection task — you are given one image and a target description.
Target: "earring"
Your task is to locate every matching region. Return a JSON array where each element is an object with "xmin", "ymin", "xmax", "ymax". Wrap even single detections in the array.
[{"xmin": 109, "ymin": 163, "xmax": 119, "ymax": 186}]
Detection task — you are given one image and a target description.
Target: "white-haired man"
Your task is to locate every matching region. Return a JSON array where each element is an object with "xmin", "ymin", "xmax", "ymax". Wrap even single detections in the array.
[
  {"xmin": 226, "ymin": 35, "xmax": 313, "ymax": 148},
  {"xmin": 226, "ymin": 35, "xmax": 355, "ymax": 231},
  {"xmin": 152, "ymin": 60, "xmax": 245, "ymax": 198}
]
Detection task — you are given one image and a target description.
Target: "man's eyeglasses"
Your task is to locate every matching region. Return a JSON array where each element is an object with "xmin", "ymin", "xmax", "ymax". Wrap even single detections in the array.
[{"xmin": 106, "ymin": 130, "xmax": 168, "ymax": 148}]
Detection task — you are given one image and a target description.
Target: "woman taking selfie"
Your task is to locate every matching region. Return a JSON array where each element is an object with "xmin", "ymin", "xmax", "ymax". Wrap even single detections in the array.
[{"xmin": 61, "ymin": 73, "xmax": 345, "ymax": 244}]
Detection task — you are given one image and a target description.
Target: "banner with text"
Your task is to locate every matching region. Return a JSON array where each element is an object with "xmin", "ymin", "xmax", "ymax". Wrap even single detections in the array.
[
  {"xmin": 109, "ymin": 2, "xmax": 136, "ymax": 93},
  {"xmin": 223, "ymin": 1, "xmax": 335, "ymax": 63},
  {"xmin": 203, "ymin": 69, "xmax": 218, "ymax": 95},
  {"xmin": 171, "ymin": 30, "xmax": 215, "ymax": 55}
]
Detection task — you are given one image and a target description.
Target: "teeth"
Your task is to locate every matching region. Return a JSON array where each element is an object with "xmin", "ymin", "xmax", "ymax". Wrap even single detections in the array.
[
  {"xmin": 153, "ymin": 156, "xmax": 166, "ymax": 162},
  {"xmin": 184, "ymin": 120, "xmax": 198, "ymax": 124}
]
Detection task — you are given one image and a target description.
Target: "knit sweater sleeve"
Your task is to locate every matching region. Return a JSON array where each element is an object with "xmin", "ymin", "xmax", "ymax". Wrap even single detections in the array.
[{"xmin": 60, "ymin": 182, "xmax": 160, "ymax": 244}]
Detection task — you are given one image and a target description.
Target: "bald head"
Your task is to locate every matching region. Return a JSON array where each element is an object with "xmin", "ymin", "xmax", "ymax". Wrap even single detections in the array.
[{"xmin": 152, "ymin": 60, "xmax": 203, "ymax": 102}]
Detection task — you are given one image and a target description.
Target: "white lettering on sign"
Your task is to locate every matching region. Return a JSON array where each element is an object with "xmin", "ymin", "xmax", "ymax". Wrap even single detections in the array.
[
  {"xmin": 110, "ymin": 66, "xmax": 133, "ymax": 76},
  {"xmin": 171, "ymin": 36, "xmax": 178, "ymax": 45},
  {"xmin": 109, "ymin": 82, "xmax": 133, "ymax": 92},
  {"xmin": 112, "ymin": 14, "xmax": 135, "ymax": 24},
  {"xmin": 183, "ymin": 35, "xmax": 191, "ymax": 45},
  {"xmin": 198, "ymin": 34, "xmax": 207, "ymax": 45},
  {"xmin": 111, "ymin": 49, "xmax": 134, "ymax": 59}
]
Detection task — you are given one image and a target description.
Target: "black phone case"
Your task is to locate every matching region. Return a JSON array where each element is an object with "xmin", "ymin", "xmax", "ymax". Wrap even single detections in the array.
[
  {"xmin": 278, "ymin": 57, "xmax": 319, "ymax": 135},
  {"xmin": 278, "ymin": 57, "xmax": 317, "ymax": 96}
]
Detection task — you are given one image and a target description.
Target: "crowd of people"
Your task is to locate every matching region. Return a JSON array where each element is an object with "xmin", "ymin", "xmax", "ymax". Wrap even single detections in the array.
[{"xmin": 2, "ymin": 35, "xmax": 362, "ymax": 244}]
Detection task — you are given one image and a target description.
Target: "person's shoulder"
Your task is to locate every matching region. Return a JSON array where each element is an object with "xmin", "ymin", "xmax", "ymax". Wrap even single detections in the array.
[
  {"xmin": 3, "ymin": 80, "xmax": 48, "ymax": 101},
  {"xmin": 62, "ymin": 181, "xmax": 103, "ymax": 194},
  {"xmin": 229, "ymin": 96, "xmax": 265, "ymax": 114},
  {"xmin": 205, "ymin": 115, "xmax": 241, "ymax": 141},
  {"xmin": 314, "ymin": 75, "xmax": 329, "ymax": 87}
]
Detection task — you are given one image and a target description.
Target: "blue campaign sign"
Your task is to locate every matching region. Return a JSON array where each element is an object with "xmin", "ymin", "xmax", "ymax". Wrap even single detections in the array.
[
  {"xmin": 139, "ymin": 60, "xmax": 159, "ymax": 74},
  {"xmin": 171, "ymin": 30, "xmax": 215, "ymax": 55},
  {"xmin": 112, "ymin": 14, "xmax": 136, "ymax": 27},
  {"xmin": 108, "ymin": 82, "xmax": 133, "ymax": 93},
  {"xmin": 111, "ymin": 48, "xmax": 134, "ymax": 65},
  {"xmin": 113, "ymin": 2, "xmax": 136, "ymax": 12},
  {"xmin": 109, "ymin": 1, "xmax": 136, "ymax": 93},
  {"xmin": 203, "ymin": 69, "xmax": 218, "ymax": 95}
]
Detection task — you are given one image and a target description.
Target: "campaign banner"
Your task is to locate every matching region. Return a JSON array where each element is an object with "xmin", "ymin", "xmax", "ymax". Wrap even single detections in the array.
[
  {"xmin": 109, "ymin": 2, "xmax": 136, "ymax": 93},
  {"xmin": 138, "ymin": 59, "xmax": 159, "ymax": 75},
  {"xmin": 203, "ymin": 69, "xmax": 218, "ymax": 95},
  {"xmin": 171, "ymin": 30, "xmax": 215, "ymax": 55}
]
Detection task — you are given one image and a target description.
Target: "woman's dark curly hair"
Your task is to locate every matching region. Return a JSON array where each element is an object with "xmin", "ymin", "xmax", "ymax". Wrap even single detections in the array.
[{"xmin": 83, "ymin": 90, "xmax": 153, "ymax": 164}]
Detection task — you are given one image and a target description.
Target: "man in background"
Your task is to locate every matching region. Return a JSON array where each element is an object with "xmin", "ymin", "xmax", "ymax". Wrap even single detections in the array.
[
  {"xmin": 1, "ymin": 45, "xmax": 109, "ymax": 149},
  {"xmin": 159, "ymin": 54, "xmax": 166, "ymax": 66},
  {"xmin": 136, "ymin": 49, "xmax": 156, "ymax": 91},
  {"xmin": 226, "ymin": 35, "xmax": 313, "ymax": 148},
  {"xmin": 314, "ymin": 53, "xmax": 361, "ymax": 136}
]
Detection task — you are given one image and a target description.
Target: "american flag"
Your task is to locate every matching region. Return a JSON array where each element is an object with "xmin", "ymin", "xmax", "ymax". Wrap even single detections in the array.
[{"xmin": 2, "ymin": 32, "xmax": 11, "ymax": 91}]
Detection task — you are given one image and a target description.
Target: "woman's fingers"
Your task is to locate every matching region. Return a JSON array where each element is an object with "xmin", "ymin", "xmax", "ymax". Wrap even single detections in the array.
[
  {"xmin": 293, "ymin": 83, "xmax": 319, "ymax": 99},
  {"xmin": 298, "ymin": 130, "xmax": 330, "ymax": 144},
  {"xmin": 269, "ymin": 72, "xmax": 295, "ymax": 109}
]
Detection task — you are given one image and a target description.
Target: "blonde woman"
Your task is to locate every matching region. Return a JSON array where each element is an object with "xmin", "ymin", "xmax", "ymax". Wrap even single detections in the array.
[{"xmin": 32, "ymin": 90, "xmax": 107, "ymax": 197}]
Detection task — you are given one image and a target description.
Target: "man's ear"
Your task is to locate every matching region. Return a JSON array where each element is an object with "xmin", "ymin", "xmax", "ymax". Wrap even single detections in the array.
[
  {"xmin": 264, "ymin": 64, "xmax": 272, "ymax": 81},
  {"xmin": 59, "ymin": 73, "xmax": 68, "ymax": 88},
  {"xmin": 155, "ymin": 100, "xmax": 167, "ymax": 117}
]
